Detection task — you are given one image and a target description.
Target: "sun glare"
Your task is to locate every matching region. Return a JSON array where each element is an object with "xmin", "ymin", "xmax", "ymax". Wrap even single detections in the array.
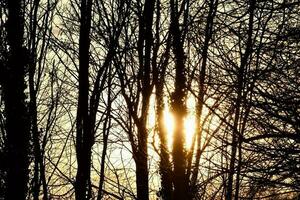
[
  {"xmin": 148, "ymin": 95, "xmax": 197, "ymax": 150},
  {"xmin": 184, "ymin": 114, "xmax": 196, "ymax": 148},
  {"xmin": 163, "ymin": 97, "xmax": 196, "ymax": 149}
]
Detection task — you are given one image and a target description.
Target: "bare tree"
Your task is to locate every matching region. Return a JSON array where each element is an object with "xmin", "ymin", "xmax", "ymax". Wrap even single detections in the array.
[
  {"xmin": 115, "ymin": 0, "xmax": 155, "ymax": 199},
  {"xmin": 2, "ymin": 0, "xmax": 30, "ymax": 198},
  {"xmin": 153, "ymin": 2, "xmax": 173, "ymax": 197},
  {"xmin": 0, "ymin": 0, "xmax": 300, "ymax": 199},
  {"xmin": 225, "ymin": 1, "xmax": 255, "ymax": 199},
  {"xmin": 25, "ymin": 1, "xmax": 58, "ymax": 199},
  {"xmin": 75, "ymin": 0, "xmax": 93, "ymax": 199},
  {"xmin": 189, "ymin": 0, "xmax": 218, "ymax": 192},
  {"xmin": 169, "ymin": 0, "xmax": 189, "ymax": 198}
]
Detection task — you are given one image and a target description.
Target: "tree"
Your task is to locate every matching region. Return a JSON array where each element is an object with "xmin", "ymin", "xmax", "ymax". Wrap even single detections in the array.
[
  {"xmin": 189, "ymin": 0, "xmax": 218, "ymax": 193},
  {"xmin": 2, "ymin": 0, "xmax": 30, "ymax": 198},
  {"xmin": 25, "ymin": 1, "xmax": 58, "ymax": 199},
  {"xmin": 225, "ymin": 1, "xmax": 255, "ymax": 199},
  {"xmin": 153, "ymin": 2, "xmax": 173, "ymax": 197},
  {"xmin": 74, "ymin": 0, "xmax": 93, "ymax": 199},
  {"xmin": 169, "ymin": 0, "xmax": 189, "ymax": 198},
  {"xmin": 0, "ymin": 0, "xmax": 299, "ymax": 199},
  {"xmin": 115, "ymin": 0, "xmax": 155, "ymax": 199}
]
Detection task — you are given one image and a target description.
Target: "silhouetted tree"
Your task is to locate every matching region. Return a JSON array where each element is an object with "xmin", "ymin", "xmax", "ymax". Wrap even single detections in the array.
[
  {"xmin": 2, "ymin": 0, "xmax": 30, "ymax": 198},
  {"xmin": 169, "ymin": 0, "xmax": 189, "ymax": 198},
  {"xmin": 74, "ymin": 0, "xmax": 94, "ymax": 199}
]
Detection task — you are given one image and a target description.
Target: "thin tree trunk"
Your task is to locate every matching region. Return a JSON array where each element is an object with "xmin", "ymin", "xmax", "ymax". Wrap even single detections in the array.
[
  {"xmin": 226, "ymin": 1, "xmax": 255, "ymax": 199},
  {"xmin": 28, "ymin": 1, "xmax": 42, "ymax": 199},
  {"xmin": 190, "ymin": 1, "xmax": 218, "ymax": 190},
  {"xmin": 234, "ymin": 137, "xmax": 242, "ymax": 200},
  {"xmin": 28, "ymin": 0, "xmax": 55, "ymax": 198},
  {"xmin": 234, "ymin": 92, "xmax": 253, "ymax": 200},
  {"xmin": 97, "ymin": 66, "xmax": 113, "ymax": 200},
  {"xmin": 30, "ymin": 84, "xmax": 43, "ymax": 200},
  {"xmin": 156, "ymin": 84, "xmax": 173, "ymax": 200},
  {"xmin": 4, "ymin": 0, "xmax": 30, "ymax": 199},
  {"xmin": 153, "ymin": 0, "xmax": 173, "ymax": 198},
  {"xmin": 28, "ymin": 2, "xmax": 45, "ymax": 199}
]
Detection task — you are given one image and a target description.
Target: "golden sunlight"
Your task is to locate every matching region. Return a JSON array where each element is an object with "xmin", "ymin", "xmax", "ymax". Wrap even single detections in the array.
[
  {"xmin": 163, "ymin": 96, "xmax": 196, "ymax": 149},
  {"xmin": 147, "ymin": 95, "xmax": 197, "ymax": 150}
]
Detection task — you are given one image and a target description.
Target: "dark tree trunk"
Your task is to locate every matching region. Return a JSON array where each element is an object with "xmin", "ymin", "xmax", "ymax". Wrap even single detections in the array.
[
  {"xmin": 27, "ymin": 0, "xmax": 50, "ymax": 199},
  {"xmin": 4, "ymin": 0, "xmax": 30, "ymax": 199},
  {"xmin": 136, "ymin": 128, "xmax": 149, "ymax": 200},
  {"xmin": 134, "ymin": 0, "xmax": 155, "ymax": 199},
  {"xmin": 28, "ymin": 1, "xmax": 42, "ymax": 199},
  {"xmin": 190, "ymin": 0, "xmax": 218, "ymax": 190},
  {"xmin": 156, "ymin": 85, "xmax": 173, "ymax": 200},
  {"xmin": 170, "ymin": 0, "xmax": 189, "ymax": 199},
  {"xmin": 30, "ymin": 84, "xmax": 44, "ymax": 200},
  {"xmin": 153, "ymin": 9, "xmax": 173, "ymax": 196},
  {"xmin": 97, "ymin": 67, "xmax": 113, "ymax": 200},
  {"xmin": 75, "ymin": 0, "xmax": 93, "ymax": 199}
]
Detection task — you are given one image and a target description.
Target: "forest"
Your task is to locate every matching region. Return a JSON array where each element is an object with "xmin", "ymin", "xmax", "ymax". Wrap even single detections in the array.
[{"xmin": 0, "ymin": 0, "xmax": 300, "ymax": 199}]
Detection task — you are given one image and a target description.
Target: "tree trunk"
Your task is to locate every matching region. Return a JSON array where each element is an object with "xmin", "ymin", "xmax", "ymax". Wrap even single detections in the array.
[
  {"xmin": 156, "ymin": 91, "xmax": 173, "ymax": 200},
  {"xmin": 155, "ymin": 63, "xmax": 173, "ymax": 199},
  {"xmin": 97, "ymin": 67, "xmax": 112, "ymax": 200},
  {"xmin": 75, "ymin": 0, "xmax": 93, "ymax": 199},
  {"xmin": 190, "ymin": 1, "xmax": 218, "ymax": 190},
  {"xmin": 27, "ymin": 0, "xmax": 49, "ymax": 198},
  {"xmin": 154, "ymin": 53, "xmax": 172, "ymax": 199},
  {"xmin": 226, "ymin": 1, "xmax": 255, "ymax": 199},
  {"xmin": 170, "ymin": 0, "xmax": 189, "ymax": 199},
  {"xmin": 134, "ymin": 0, "xmax": 155, "ymax": 199},
  {"xmin": 136, "ymin": 128, "xmax": 149, "ymax": 200},
  {"xmin": 4, "ymin": 0, "xmax": 30, "ymax": 199},
  {"xmin": 153, "ymin": 1, "xmax": 173, "ymax": 198}
]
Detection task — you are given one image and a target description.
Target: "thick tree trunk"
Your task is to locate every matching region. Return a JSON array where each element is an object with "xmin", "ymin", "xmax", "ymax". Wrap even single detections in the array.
[
  {"xmin": 156, "ymin": 94, "xmax": 173, "ymax": 200},
  {"xmin": 136, "ymin": 130, "xmax": 149, "ymax": 200},
  {"xmin": 4, "ymin": 0, "xmax": 30, "ymax": 199},
  {"xmin": 134, "ymin": 0, "xmax": 155, "ymax": 199},
  {"xmin": 75, "ymin": 0, "xmax": 93, "ymax": 199},
  {"xmin": 170, "ymin": 0, "xmax": 189, "ymax": 199}
]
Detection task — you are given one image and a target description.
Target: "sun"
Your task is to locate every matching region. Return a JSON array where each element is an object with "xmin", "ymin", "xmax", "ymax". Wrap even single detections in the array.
[
  {"xmin": 147, "ymin": 95, "xmax": 196, "ymax": 150},
  {"xmin": 163, "ymin": 97, "xmax": 196, "ymax": 149}
]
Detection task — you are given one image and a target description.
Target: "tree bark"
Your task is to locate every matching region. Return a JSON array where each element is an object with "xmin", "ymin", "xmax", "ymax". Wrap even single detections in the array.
[
  {"xmin": 153, "ymin": 1, "xmax": 173, "ymax": 198},
  {"xmin": 170, "ymin": 0, "xmax": 189, "ymax": 199},
  {"xmin": 4, "ymin": 0, "xmax": 30, "ymax": 199},
  {"xmin": 135, "ymin": 0, "xmax": 155, "ymax": 199},
  {"xmin": 75, "ymin": 0, "xmax": 93, "ymax": 199},
  {"xmin": 136, "ymin": 127, "xmax": 149, "ymax": 200}
]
